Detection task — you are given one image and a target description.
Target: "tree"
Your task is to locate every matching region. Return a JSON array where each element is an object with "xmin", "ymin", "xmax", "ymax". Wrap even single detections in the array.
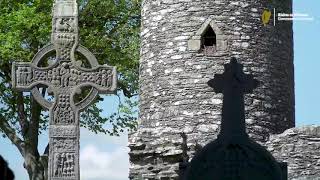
[{"xmin": 0, "ymin": 0, "xmax": 140, "ymax": 179}]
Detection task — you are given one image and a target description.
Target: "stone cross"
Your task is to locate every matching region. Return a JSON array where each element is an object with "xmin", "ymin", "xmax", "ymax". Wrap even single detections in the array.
[
  {"xmin": 183, "ymin": 58, "xmax": 287, "ymax": 180},
  {"xmin": 208, "ymin": 57, "xmax": 258, "ymax": 140},
  {"xmin": 11, "ymin": 1, "xmax": 117, "ymax": 180}
]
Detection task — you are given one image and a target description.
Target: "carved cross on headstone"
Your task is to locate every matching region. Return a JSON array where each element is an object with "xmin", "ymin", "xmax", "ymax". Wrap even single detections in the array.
[
  {"xmin": 11, "ymin": 1, "xmax": 117, "ymax": 180},
  {"xmin": 208, "ymin": 57, "xmax": 258, "ymax": 140}
]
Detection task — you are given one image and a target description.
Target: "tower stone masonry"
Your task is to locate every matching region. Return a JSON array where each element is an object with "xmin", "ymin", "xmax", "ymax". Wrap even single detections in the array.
[{"xmin": 129, "ymin": 0, "xmax": 320, "ymax": 179}]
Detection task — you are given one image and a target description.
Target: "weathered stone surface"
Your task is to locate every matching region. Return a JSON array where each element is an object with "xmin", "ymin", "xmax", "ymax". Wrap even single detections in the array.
[
  {"xmin": 129, "ymin": 0, "xmax": 294, "ymax": 179},
  {"xmin": 265, "ymin": 125, "xmax": 320, "ymax": 180}
]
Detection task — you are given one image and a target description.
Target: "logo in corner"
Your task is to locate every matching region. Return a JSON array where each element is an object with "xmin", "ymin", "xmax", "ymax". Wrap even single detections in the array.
[{"xmin": 262, "ymin": 9, "xmax": 272, "ymax": 26}]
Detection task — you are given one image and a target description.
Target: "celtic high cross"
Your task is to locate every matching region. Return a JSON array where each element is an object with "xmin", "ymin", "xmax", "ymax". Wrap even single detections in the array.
[{"xmin": 11, "ymin": 1, "xmax": 117, "ymax": 180}]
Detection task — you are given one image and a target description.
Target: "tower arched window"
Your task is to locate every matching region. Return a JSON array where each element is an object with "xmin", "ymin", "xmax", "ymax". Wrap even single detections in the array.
[
  {"xmin": 188, "ymin": 18, "xmax": 227, "ymax": 54},
  {"xmin": 202, "ymin": 26, "xmax": 217, "ymax": 54}
]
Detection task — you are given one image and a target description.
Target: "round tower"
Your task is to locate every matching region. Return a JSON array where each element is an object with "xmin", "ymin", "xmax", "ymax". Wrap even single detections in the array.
[{"xmin": 129, "ymin": 0, "xmax": 294, "ymax": 179}]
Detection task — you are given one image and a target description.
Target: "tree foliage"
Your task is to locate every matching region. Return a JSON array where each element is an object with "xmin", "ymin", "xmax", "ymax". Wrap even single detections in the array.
[{"xmin": 0, "ymin": 0, "xmax": 140, "ymax": 178}]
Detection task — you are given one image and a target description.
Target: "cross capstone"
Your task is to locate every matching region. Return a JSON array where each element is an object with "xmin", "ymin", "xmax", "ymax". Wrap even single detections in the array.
[{"xmin": 208, "ymin": 57, "xmax": 258, "ymax": 139}]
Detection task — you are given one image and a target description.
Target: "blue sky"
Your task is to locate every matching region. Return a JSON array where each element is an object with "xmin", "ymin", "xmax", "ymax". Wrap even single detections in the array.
[
  {"xmin": 0, "ymin": 0, "xmax": 319, "ymax": 179},
  {"xmin": 293, "ymin": 0, "xmax": 320, "ymax": 126}
]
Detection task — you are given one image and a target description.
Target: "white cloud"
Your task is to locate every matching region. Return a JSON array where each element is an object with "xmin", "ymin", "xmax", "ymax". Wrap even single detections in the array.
[{"xmin": 80, "ymin": 144, "xmax": 129, "ymax": 180}]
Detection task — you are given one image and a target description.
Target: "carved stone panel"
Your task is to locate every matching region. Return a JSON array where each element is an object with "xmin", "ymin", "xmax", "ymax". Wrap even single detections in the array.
[
  {"xmin": 49, "ymin": 126, "xmax": 77, "ymax": 137},
  {"xmin": 54, "ymin": 18, "xmax": 76, "ymax": 33},
  {"xmin": 52, "ymin": 138, "xmax": 77, "ymax": 152},
  {"xmin": 33, "ymin": 69, "xmax": 48, "ymax": 81},
  {"xmin": 53, "ymin": 152, "xmax": 76, "ymax": 177},
  {"xmin": 16, "ymin": 66, "xmax": 32, "ymax": 86},
  {"xmin": 53, "ymin": 94, "xmax": 74, "ymax": 124}
]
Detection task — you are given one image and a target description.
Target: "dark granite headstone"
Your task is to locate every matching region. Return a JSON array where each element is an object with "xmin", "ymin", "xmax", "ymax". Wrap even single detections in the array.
[{"xmin": 182, "ymin": 57, "xmax": 287, "ymax": 180}]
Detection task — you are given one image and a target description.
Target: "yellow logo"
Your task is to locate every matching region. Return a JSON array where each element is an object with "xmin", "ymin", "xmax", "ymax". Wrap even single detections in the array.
[{"xmin": 262, "ymin": 9, "xmax": 272, "ymax": 26}]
